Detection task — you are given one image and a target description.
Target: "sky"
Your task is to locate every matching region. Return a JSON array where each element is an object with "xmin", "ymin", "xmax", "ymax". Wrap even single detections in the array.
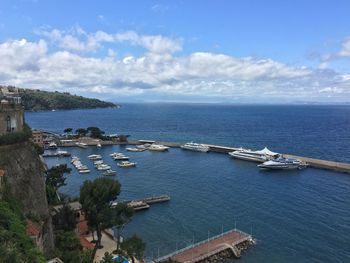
[{"xmin": 0, "ymin": 0, "xmax": 349, "ymax": 103}]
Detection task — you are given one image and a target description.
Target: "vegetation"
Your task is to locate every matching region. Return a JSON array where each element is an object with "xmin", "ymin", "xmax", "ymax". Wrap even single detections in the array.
[
  {"xmin": 0, "ymin": 123, "xmax": 32, "ymax": 146},
  {"xmin": 120, "ymin": 234, "xmax": 146, "ymax": 263},
  {"xmin": 112, "ymin": 203, "xmax": 134, "ymax": 251},
  {"xmin": 45, "ymin": 164, "xmax": 71, "ymax": 205},
  {"xmin": 80, "ymin": 177, "xmax": 121, "ymax": 260},
  {"xmin": 17, "ymin": 88, "xmax": 116, "ymax": 111},
  {"xmin": 0, "ymin": 185, "xmax": 45, "ymax": 262}
]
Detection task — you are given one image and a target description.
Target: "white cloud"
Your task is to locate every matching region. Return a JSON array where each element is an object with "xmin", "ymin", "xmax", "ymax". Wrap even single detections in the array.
[
  {"xmin": 339, "ymin": 38, "xmax": 350, "ymax": 57},
  {"xmin": 0, "ymin": 29, "xmax": 350, "ymax": 102}
]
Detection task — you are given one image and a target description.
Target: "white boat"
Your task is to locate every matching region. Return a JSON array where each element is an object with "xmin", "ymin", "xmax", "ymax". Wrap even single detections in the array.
[
  {"xmin": 109, "ymin": 152, "xmax": 124, "ymax": 157},
  {"xmin": 48, "ymin": 142, "xmax": 58, "ymax": 149},
  {"xmin": 79, "ymin": 169, "xmax": 91, "ymax": 174},
  {"xmin": 136, "ymin": 145, "xmax": 147, "ymax": 150},
  {"xmin": 103, "ymin": 169, "xmax": 117, "ymax": 176},
  {"xmin": 181, "ymin": 142, "xmax": 209, "ymax": 152},
  {"xmin": 97, "ymin": 143, "xmax": 102, "ymax": 148},
  {"xmin": 228, "ymin": 147, "xmax": 279, "ymax": 163},
  {"xmin": 97, "ymin": 164, "xmax": 112, "ymax": 171},
  {"xmin": 258, "ymin": 157, "xmax": 307, "ymax": 170},
  {"xmin": 126, "ymin": 147, "xmax": 146, "ymax": 152},
  {"xmin": 88, "ymin": 154, "xmax": 102, "ymax": 160},
  {"xmin": 113, "ymin": 155, "xmax": 129, "ymax": 160},
  {"xmin": 148, "ymin": 144, "xmax": 169, "ymax": 151},
  {"xmin": 117, "ymin": 161, "xmax": 137, "ymax": 168},
  {"xmin": 94, "ymin": 160, "xmax": 104, "ymax": 166},
  {"xmin": 77, "ymin": 165, "xmax": 89, "ymax": 170},
  {"xmin": 76, "ymin": 142, "xmax": 88, "ymax": 148}
]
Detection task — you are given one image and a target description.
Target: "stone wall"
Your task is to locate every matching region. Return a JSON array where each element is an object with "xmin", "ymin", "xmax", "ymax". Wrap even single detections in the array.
[{"xmin": 0, "ymin": 103, "xmax": 24, "ymax": 135}]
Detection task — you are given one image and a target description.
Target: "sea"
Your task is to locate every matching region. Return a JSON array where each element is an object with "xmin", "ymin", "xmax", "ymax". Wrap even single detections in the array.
[{"xmin": 25, "ymin": 104, "xmax": 350, "ymax": 263}]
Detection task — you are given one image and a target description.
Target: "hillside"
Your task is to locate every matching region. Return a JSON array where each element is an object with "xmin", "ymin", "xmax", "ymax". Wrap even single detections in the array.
[{"xmin": 1, "ymin": 86, "xmax": 116, "ymax": 111}]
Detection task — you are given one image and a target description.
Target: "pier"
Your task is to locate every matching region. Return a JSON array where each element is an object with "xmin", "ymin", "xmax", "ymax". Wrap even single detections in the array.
[
  {"xmin": 114, "ymin": 195, "xmax": 171, "ymax": 211},
  {"xmin": 155, "ymin": 229, "xmax": 254, "ymax": 263}
]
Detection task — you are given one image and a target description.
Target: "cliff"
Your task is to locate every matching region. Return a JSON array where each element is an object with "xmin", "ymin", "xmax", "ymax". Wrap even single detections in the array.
[{"xmin": 0, "ymin": 141, "xmax": 55, "ymax": 257}]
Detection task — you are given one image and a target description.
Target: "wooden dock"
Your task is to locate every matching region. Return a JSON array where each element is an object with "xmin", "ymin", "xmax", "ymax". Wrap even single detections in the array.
[{"xmin": 155, "ymin": 229, "xmax": 253, "ymax": 263}]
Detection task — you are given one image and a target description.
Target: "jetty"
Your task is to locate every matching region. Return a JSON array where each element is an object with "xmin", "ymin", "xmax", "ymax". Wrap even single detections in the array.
[
  {"xmin": 154, "ymin": 228, "xmax": 254, "ymax": 263},
  {"xmin": 113, "ymin": 195, "xmax": 171, "ymax": 211}
]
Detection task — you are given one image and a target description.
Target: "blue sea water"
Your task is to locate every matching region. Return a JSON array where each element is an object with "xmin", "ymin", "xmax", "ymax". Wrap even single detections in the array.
[{"xmin": 25, "ymin": 104, "xmax": 350, "ymax": 262}]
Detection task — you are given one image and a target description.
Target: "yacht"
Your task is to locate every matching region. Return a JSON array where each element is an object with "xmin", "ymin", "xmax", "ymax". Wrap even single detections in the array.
[
  {"xmin": 112, "ymin": 155, "xmax": 129, "ymax": 160},
  {"xmin": 258, "ymin": 157, "xmax": 307, "ymax": 170},
  {"xmin": 117, "ymin": 161, "xmax": 137, "ymax": 168},
  {"xmin": 76, "ymin": 142, "xmax": 88, "ymax": 148},
  {"xmin": 109, "ymin": 152, "xmax": 124, "ymax": 157},
  {"xmin": 103, "ymin": 169, "xmax": 117, "ymax": 176},
  {"xmin": 97, "ymin": 164, "xmax": 112, "ymax": 171},
  {"xmin": 94, "ymin": 160, "xmax": 104, "ymax": 166},
  {"xmin": 48, "ymin": 142, "xmax": 58, "ymax": 149},
  {"xmin": 88, "ymin": 154, "xmax": 102, "ymax": 160},
  {"xmin": 79, "ymin": 169, "xmax": 91, "ymax": 174},
  {"xmin": 97, "ymin": 143, "xmax": 102, "ymax": 148},
  {"xmin": 181, "ymin": 142, "xmax": 209, "ymax": 152},
  {"xmin": 228, "ymin": 147, "xmax": 279, "ymax": 163},
  {"xmin": 126, "ymin": 147, "xmax": 146, "ymax": 152},
  {"xmin": 148, "ymin": 144, "xmax": 169, "ymax": 151}
]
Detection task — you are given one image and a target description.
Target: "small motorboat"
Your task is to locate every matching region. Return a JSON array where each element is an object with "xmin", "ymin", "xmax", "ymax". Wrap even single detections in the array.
[
  {"xmin": 148, "ymin": 144, "xmax": 169, "ymax": 151},
  {"xmin": 79, "ymin": 169, "xmax": 91, "ymax": 174},
  {"xmin": 88, "ymin": 154, "xmax": 102, "ymax": 160},
  {"xmin": 97, "ymin": 164, "xmax": 112, "ymax": 171},
  {"xmin": 117, "ymin": 161, "xmax": 137, "ymax": 168},
  {"xmin": 76, "ymin": 142, "xmax": 88, "ymax": 148},
  {"xmin": 113, "ymin": 155, "xmax": 129, "ymax": 161},
  {"xmin": 126, "ymin": 147, "xmax": 146, "ymax": 152},
  {"xmin": 103, "ymin": 169, "xmax": 117, "ymax": 176}
]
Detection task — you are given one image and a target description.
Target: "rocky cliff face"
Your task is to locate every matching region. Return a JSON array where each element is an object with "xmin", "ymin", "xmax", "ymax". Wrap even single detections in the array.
[{"xmin": 0, "ymin": 141, "xmax": 54, "ymax": 257}]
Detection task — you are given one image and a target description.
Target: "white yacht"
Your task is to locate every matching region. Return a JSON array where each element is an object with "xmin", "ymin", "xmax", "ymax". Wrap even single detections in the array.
[
  {"xmin": 126, "ymin": 147, "xmax": 146, "ymax": 152},
  {"xmin": 148, "ymin": 144, "xmax": 169, "ymax": 151},
  {"xmin": 88, "ymin": 154, "xmax": 102, "ymax": 160},
  {"xmin": 97, "ymin": 164, "xmax": 112, "ymax": 171},
  {"xmin": 48, "ymin": 142, "xmax": 58, "ymax": 149},
  {"xmin": 228, "ymin": 147, "xmax": 279, "ymax": 163},
  {"xmin": 97, "ymin": 143, "xmax": 102, "ymax": 148},
  {"xmin": 181, "ymin": 142, "xmax": 209, "ymax": 152},
  {"xmin": 112, "ymin": 154, "xmax": 129, "ymax": 160},
  {"xmin": 117, "ymin": 161, "xmax": 137, "ymax": 168},
  {"xmin": 79, "ymin": 169, "xmax": 91, "ymax": 174},
  {"xmin": 258, "ymin": 157, "xmax": 307, "ymax": 170},
  {"xmin": 103, "ymin": 169, "xmax": 117, "ymax": 176},
  {"xmin": 76, "ymin": 142, "xmax": 88, "ymax": 148}
]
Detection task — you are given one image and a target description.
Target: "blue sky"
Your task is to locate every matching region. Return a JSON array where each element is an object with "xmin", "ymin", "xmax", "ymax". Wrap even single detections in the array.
[{"xmin": 0, "ymin": 0, "xmax": 349, "ymax": 103}]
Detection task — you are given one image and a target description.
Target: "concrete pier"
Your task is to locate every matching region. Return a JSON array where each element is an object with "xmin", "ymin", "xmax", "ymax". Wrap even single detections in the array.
[{"xmin": 155, "ymin": 229, "xmax": 253, "ymax": 263}]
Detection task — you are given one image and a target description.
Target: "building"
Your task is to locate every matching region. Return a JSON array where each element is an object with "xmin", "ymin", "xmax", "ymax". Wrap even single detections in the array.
[
  {"xmin": 0, "ymin": 89, "xmax": 24, "ymax": 135},
  {"xmin": 32, "ymin": 130, "xmax": 44, "ymax": 147},
  {"xmin": 26, "ymin": 219, "xmax": 43, "ymax": 250}
]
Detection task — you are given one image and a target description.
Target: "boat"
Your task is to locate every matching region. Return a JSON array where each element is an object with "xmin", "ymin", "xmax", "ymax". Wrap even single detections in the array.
[
  {"xmin": 109, "ymin": 152, "xmax": 124, "ymax": 157},
  {"xmin": 136, "ymin": 145, "xmax": 147, "ymax": 150},
  {"xmin": 76, "ymin": 142, "xmax": 88, "ymax": 148},
  {"xmin": 77, "ymin": 165, "xmax": 89, "ymax": 170},
  {"xmin": 97, "ymin": 143, "xmax": 102, "ymax": 148},
  {"xmin": 88, "ymin": 154, "xmax": 102, "ymax": 160},
  {"xmin": 103, "ymin": 169, "xmax": 117, "ymax": 176},
  {"xmin": 97, "ymin": 164, "xmax": 112, "ymax": 171},
  {"xmin": 228, "ymin": 147, "xmax": 279, "ymax": 163},
  {"xmin": 48, "ymin": 142, "xmax": 58, "ymax": 149},
  {"xmin": 126, "ymin": 147, "xmax": 146, "ymax": 152},
  {"xmin": 181, "ymin": 142, "xmax": 209, "ymax": 152},
  {"xmin": 79, "ymin": 169, "xmax": 91, "ymax": 174},
  {"xmin": 94, "ymin": 160, "xmax": 104, "ymax": 166},
  {"xmin": 148, "ymin": 144, "xmax": 169, "ymax": 151},
  {"xmin": 258, "ymin": 157, "xmax": 307, "ymax": 170},
  {"xmin": 117, "ymin": 161, "xmax": 137, "ymax": 168},
  {"xmin": 113, "ymin": 155, "xmax": 129, "ymax": 160}
]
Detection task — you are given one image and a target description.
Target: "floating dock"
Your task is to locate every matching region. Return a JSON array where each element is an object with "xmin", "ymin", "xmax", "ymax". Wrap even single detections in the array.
[
  {"xmin": 155, "ymin": 229, "xmax": 254, "ymax": 263},
  {"xmin": 124, "ymin": 195, "xmax": 171, "ymax": 211}
]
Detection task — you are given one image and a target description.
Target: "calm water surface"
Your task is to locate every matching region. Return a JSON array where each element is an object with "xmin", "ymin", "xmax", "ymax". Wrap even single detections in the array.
[{"xmin": 26, "ymin": 104, "xmax": 350, "ymax": 262}]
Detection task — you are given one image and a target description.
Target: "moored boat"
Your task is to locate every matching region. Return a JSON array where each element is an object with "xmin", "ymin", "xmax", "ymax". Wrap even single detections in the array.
[
  {"xmin": 117, "ymin": 161, "xmax": 137, "ymax": 168},
  {"xmin": 88, "ymin": 154, "xmax": 102, "ymax": 160},
  {"xmin": 148, "ymin": 144, "xmax": 169, "ymax": 151},
  {"xmin": 76, "ymin": 142, "xmax": 88, "ymax": 148},
  {"xmin": 181, "ymin": 142, "xmax": 209, "ymax": 152},
  {"xmin": 103, "ymin": 169, "xmax": 117, "ymax": 176},
  {"xmin": 229, "ymin": 147, "xmax": 279, "ymax": 163},
  {"xmin": 258, "ymin": 157, "xmax": 307, "ymax": 170}
]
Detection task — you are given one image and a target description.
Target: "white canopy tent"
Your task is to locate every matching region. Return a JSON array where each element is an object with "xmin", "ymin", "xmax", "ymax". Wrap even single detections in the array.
[{"xmin": 254, "ymin": 147, "xmax": 280, "ymax": 156}]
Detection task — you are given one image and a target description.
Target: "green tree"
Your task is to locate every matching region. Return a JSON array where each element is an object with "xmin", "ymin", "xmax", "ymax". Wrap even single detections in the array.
[
  {"xmin": 64, "ymin": 128, "xmax": 73, "ymax": 136},
  {"xmin": 46, "ymin": 164, "xmax": 71, "ymax": 205},
  {"xmin": 113, "ymin": 203, "xmax": 134, "ymax": 251},
  {"xmin": 120, "ymin": 235, "xmax": 146, "ymax": 263},
  {"xmin": 52, "ymin": 203, "xmax": 77, "ymax": 232},
  {"xmin": 80, "ymin": 177, "xmax": 121, "ymax": 260},
  {"xmin": 76, "ymin": 128, "xmax": 88, "ymax": 137},
  {"xmin": 87, "ymin": 127, "xmax": 105, "ymax": 139}
]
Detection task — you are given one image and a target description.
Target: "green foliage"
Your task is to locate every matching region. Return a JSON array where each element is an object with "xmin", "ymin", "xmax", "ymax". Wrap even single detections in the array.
[
  {"xmin": 87, "ymin": 127, "xmax": 105, "ymax": 139},
  {"xmin": 80, "ymin": 177, "xmax": 121, "ymax": 259},
  {"xmin": 99, "ymin": 252, "xmax": 115, "ymax": 263},
  {"xmin": 32, "ymin": 142, "xmax": 44, "ymax": 155},
  {"xmin": 46, "ymin": 164, "xmax": 71, "ymax": 205},
  {"xmin": 76, "ymin": 128, "xmax": 88, "ymax": 137},
  {"xmin": 54, "ymin": 231, "xmax": 91, "ymax": 263},
  {"xmin": 64, "ymin": 128, "xmax": 73, "ymax": 134},
  {"xmin": 52, "ymin": 203, "xmax": 77, "ymax": 232},
  {"xmin": 0, "ymin": 193, "xmax": 45, "ymax": 262},
  {"xmin": 19, "ymin": 88, "xmax": 116, "ymax": 111},
  {"xmin": 0, "ymin": 123, "xmax": 32, "ymax": 146},
  {"xmin": 112, "ymin": 203, "xmax": 134, "ymax": 251},
  {"xmin": 120, "ymin": 234, "xmax": 146, "ymax": 263}
]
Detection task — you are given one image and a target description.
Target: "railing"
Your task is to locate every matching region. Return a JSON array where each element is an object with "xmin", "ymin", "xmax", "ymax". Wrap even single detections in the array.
[{"xmin": 155, "ymin": 228, "xmax": 251, "ymax": 262}]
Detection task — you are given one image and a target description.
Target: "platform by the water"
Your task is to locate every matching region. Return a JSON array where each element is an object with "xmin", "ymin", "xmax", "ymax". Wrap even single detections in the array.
[
  {"xmin": 123, "ymin": 195, "xmax": 170, "ymax": 211},
  {"xmin": 155, "ymin": 229, "xmax": 253, "ymax": 263}
]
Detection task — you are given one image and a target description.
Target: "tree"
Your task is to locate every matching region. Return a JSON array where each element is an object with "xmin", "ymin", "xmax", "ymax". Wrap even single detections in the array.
[
  {"xmin": 76, "ymin": 128, "xmax": 88, "ymax": 137},
  {"xmin": 112, "ymin": 203, "xmax": 134, "ymax": 252},
  {"xmin": 80, "ymin": 177, "xmax": 121, "ymax": 260},
  {"xmin": 64, "ymin": 128, "xmax": 73, "ymax": 136},
  {"xmin": 46, "ymin": 164, "xmax": 71, "ymax": 205},
  {"xmin": 120, "ymin": 235, "xmax": 146, "ymax": 263},
  {"xmin": 99, "ymin": 252, "xmax": 114, "ymax": 263},
  {"xmin": 87, "ymin": 127, "xmax": 105, "ymax": 139},
  {"xmin": 52, "ymin": 203, "xmax": 77, "ymax": 232}
]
